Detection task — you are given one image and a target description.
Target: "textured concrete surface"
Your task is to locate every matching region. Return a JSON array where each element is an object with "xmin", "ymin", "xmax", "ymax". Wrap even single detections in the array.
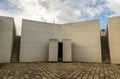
[
  {"xmin": 63, "ymin": 39, "xmax": 72, "ymax": 62},
  {"xmin": 20, "ymin": 20, "xmax": 61, "ymax": 62},
  {"xmin": 62, "ymin": 20, "xmax": 101, "ymax": 63},
  {"xmin": 0, "ymin": 62, "xmax": 120, "ymax": 79},
  {"xmin": 49, "ymin": 39, "xmax": 58, "ymax": 62},
  {"xmin": 0, "ymin": 16, "xmax": 16, "ymax": 63},
  {"xmin": 107, "ymin": 16, "xmax": 120, "ymax": 64},
  {"xmin": 20, "ymin": 19, "xmax": 101, "ymax": 63}
]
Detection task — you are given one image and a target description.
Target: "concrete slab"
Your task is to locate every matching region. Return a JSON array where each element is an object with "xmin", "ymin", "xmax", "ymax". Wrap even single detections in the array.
[
  {"xmin": 63, "ymin": 39, "xmax": 72, "ymax": 62},
  {"xmin": 62, "ymin": 20, "xmax": 101, "ymax": 63},
  {"xmin": 0, "ymin": 16, "xmax": 16, "ymax": 63},
  {"xmin": 107, "ymin": 16, "xmax": 120, "ymax": 64},
  {"xmin": 48, "ymin": 39, "xmax": 58, "ymax": 62},
  {"xmin": 20, "ymin": 19, "xmax": 61, "ymax": 62}
]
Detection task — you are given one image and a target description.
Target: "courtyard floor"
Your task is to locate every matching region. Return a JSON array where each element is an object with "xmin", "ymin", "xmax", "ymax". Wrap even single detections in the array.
[{"xmin": 0, "ymin": 62, "xmax": 120, "ymax": 79}]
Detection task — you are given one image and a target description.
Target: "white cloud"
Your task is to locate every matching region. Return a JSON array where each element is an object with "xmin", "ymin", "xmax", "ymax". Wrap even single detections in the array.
[
  {"xmin": 0, "ymin": 0, "xmax": 117, "ymax": 35},
  {"xmin": 106, "ymin": 0, "xmax": 120, "ymax": 16}
]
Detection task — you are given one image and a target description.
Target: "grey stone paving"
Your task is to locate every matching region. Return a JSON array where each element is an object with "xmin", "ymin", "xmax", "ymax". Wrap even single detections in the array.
[{"xmin": 0, "ymin": 62, "xmax": 120, "ymax": 79}]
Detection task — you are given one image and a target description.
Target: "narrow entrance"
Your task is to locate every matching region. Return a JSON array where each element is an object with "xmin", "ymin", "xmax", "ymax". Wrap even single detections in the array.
[
  {"xmin": 11, "ymin": 36, "xmax": 21, "ymax": 63},
  {"xmin": 101, "ymin": 29, "xmax": 111, "ymax": 63},
  {"xmin": 58, "ymin": 42, "xmax": 63, "ymax": 62}
]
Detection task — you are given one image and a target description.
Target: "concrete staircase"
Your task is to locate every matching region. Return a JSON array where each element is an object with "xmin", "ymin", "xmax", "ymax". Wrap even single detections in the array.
[
  {"xmin": 101, "ymin": 36, "xmax": 111, "ymax": 63},
  {"xmin": 11, "ymin": 36, "xmax": 21, "ymax": 63}
]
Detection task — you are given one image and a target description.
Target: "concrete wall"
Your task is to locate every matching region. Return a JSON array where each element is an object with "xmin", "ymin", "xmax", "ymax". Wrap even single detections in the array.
[
  {"xmin": 63, "ymin": 39, "xmax": 72, "ymax": 62},
  {"xmin": 0, "ymin": 16, "xmax": 15, "ymax": 63},
  {"xmin": 61, "ymin": 20, "xmax": 101, "ymax": 62},
  {"xmin": 107, "ymin": 16, "xmax": 120, "ymax": 64},
  {"xmin": 20, "ymin": 19, "xmax": 61, "ymax": 62},
  {"xmin": 20, "ymin": 19, "xmax": 101, "ymax": 63},
  {"xmin": 49, "ymin": 39, "xmax": 58, "ymax": 62}
]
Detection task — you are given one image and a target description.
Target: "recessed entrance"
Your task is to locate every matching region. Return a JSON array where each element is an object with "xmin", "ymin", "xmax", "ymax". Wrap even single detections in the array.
[
  {"xmin": 58, "ymin": 42, "xmax": 63, "ymax": 62},
  {"xmin": 10, "ymin": 36, "xmax": 21, "ymax": 63},
  {"xmin": 101, "ymin": 30, "xmax": 111, "ymax": 63}
]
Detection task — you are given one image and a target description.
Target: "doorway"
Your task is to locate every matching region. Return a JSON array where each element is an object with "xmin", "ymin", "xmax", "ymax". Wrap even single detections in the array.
[
  {"xmin": 58, "ymin": 42, "xmax": 63, "ymax": 62},
  {"xmin": 101, "ymin": 30, "xmax": 111, "ymax": 63},
  {"xmin": 10, "ymin": 36, "xmax": 21, "ymax": 63}
]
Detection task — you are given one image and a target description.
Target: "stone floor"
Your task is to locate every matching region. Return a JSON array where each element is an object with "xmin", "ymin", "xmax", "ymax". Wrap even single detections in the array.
[{"xmin": 0, "ymin": 62, "xmax": 120, "ymax": 79}]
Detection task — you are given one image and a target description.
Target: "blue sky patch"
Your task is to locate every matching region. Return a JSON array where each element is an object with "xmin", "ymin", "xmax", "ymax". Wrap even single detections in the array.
[{"xmin": 0, "ymin": 0, "xmax": 21, "ymax": 13}]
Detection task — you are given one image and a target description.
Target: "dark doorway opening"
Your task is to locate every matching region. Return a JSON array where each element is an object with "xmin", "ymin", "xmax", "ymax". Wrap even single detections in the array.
[
  {"xmin": 58, "ymin": 42, "xmax": 63, "ymax": 62},
  {"xmin": 11, "ymin": 36, "xmax": 21, "ymax": 63},
  {"xmin": 101, "ymin": 29, "xmax": 111, "ymax": 63}
]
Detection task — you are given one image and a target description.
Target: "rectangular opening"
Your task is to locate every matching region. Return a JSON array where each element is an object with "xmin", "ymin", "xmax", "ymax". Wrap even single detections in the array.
[
  {"xmin": 58, "ymin": 42, "xmax": 63, "ymax": 62},
  {"xmin": 101, "ymin": 29, "xmax": 111, "ymax": 63},
  {"xmin": 11, "ymin": 36, "xmax": 21, "ymax": 63}
]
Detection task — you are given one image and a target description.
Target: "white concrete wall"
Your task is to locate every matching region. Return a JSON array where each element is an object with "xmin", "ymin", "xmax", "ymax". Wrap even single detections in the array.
[
  {"xmin": 107, "ymin": 16, "xmax": 120, "ymax": 64},
  {"xmin": 49, "ymin": 39, "xmax": 58, "ymax": 62},
  {"xmin": 20, "ymin": 19, "xmax": 101, "ymax": 63},
  {"xmin": 61, "ymin": 20, "xmax": 101, "ymax": 63},
  {"xmin": 0, "ymin": 16, "xmax": 15, "ymax": 63},
  {"xmin": 20, "ymin": 19, "xmax": 61, "ymax": 62},
  {"xmin": 63, "ymin": 39, "xmax": 72, "ymax": 62}
]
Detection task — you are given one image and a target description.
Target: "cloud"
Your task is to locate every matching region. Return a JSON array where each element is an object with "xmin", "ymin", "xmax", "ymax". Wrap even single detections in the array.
[
  {"xmin": 0, "ymin": 0, "xmax": 119, "ymax": 35},
  {"xmin": 105, "ymin": 0, "xmax": 120, "ymax": 16}
]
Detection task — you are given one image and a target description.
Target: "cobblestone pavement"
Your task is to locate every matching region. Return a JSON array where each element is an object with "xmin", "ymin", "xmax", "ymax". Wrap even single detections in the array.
[{"xmin": 0, "ymin": 62, "xmax": 120, "ymax": 79}]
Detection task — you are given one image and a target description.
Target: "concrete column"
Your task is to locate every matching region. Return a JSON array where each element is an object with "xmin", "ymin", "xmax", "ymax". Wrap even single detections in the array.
[
  {"xmin": 49, "ymin": 39, "xmax": 58, "ymax": 62},
  {"xmin": 0, "ymin": 16, "xmax": 16, "ymax": 63},
  {"xmin": 63, "ymin": 39, "xmax": 72, "ymax": 62},
  {"xmin": 107, "ymin": 16, "xmax": 120, "ymax": 64}
]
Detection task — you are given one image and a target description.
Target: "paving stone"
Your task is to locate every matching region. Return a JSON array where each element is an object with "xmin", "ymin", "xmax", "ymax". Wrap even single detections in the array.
[{"xmin": 0, "ymin": 63, "xmax": 120, "ymax": 79}]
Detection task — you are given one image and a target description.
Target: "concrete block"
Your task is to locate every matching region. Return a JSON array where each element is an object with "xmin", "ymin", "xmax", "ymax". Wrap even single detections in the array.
[
  {"xmin": 20, "ymin": 19, "xmax": 61, "ymax": 62},
  {"xmin": 0, "ymin": 16, "xmax": 16, "ymax": 63},
  {"xmin": 107, "ymin": 16, "xmax": 120, "ymax": 64},
  {"xmin": 62, "ymin": 20, "xmax": 101, "ymax": 63},
  {"xmin": 49, "ymin": 39, "xmax": 58, "ymax": 62},
  {"xmin": 63, "ymin": 39, "xmax": 72, "ymax": 62}
]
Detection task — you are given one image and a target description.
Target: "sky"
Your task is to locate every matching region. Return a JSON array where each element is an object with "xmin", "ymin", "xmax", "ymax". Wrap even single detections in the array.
[{"xmin": 0, "ymin": 0, "xmax": 120, "ymax": 35}]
